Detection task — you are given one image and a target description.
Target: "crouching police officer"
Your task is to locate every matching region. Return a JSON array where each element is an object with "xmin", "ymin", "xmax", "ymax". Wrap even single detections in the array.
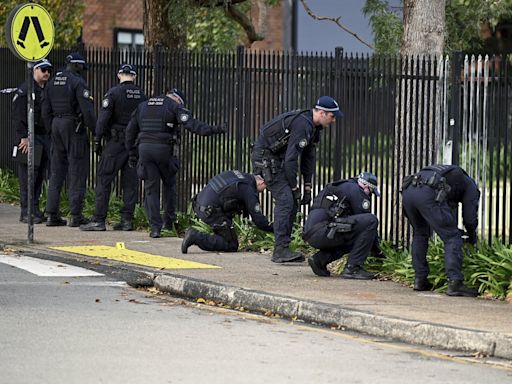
[
  {"xmin": 252, "ymin": 96, "xmax": 342, "ymax": 263},
  {"xmin": 126, "ymin": 88, "xmax": 226, "ymax": 238},
  {"xmin": 303, "ymin": 172, "xmax": 380, "ymax": 280},
  {"xmin": 181, "ymin": 170, "xmax": 273, "ymax": 253},
  {"xmin": 42, "ymin": 52, "xmax": 96, "ymax": 227},
  {"xmin": 80, "ymin": 64, "xmax": 147, "ymax": 232},
  {"xmin": 402, "ymin": 164, "xmax": 480, "ymax": 297}
]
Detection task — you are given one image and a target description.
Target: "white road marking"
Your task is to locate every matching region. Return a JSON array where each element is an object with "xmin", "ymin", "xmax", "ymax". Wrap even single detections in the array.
[{"xmin": 0, "ymin": 254, "xmax": 104, "ymax": 277}]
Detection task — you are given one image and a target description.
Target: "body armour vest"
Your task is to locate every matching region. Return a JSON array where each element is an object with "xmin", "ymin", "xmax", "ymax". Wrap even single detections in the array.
[
  {"xmin": 140, "ymin": 97, "xmax": 170, "ymax": 133},
  {"xmin": 312, "ymin": 180, "xmax": 349, "ymax": 210},
  {"xmin": 259, "ymin": 110, "xmax": 310, "ymax": 153}
]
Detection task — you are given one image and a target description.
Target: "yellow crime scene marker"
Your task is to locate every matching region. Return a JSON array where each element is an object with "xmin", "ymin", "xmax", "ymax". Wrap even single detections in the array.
[
  {"xmin": 6, "ymin": 3, "xmax": 54, "ymax": 62},
  {"xmin": 51, "ymin": 243, "xmax": 221, "ymax": 270}
]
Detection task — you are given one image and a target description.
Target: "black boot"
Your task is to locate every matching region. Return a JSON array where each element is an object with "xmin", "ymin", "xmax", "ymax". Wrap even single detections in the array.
[
  {"xmin": 181, "ymin": 229, "xmax": 199, "ymax": 254},
  {"xmin": 271, "ymin": 246, "xmax": 305, "ymax": 263},
  {"xmin": 113, "ymin": 219, "xmax": 133, "ymax": 231},
  {"xmin": 446, "ymin": 280, "xmax": 478, "ymax": 297},
  {"xmin": 414, "ymin": 277, "xmax": 433, "ymax": 291},
  {"xmin": 80, "ymin": 221, "xmax": 106, "ymax": 231},
  {"xmin": 46, "ymin": 215, "xmax": 67, "ymax": 227},
  {"xmin": 69, "ymin": 215, "xmax": 89, "ymax": 227},
  {"xmin": 341, "ymin": 264, "xmax": 375, "ymax": 280},
  {"xmin": 149, "ymin": 227, "xmax": 161, "ymax": 238},
  {"xmin": 307, "ymin": 254, "xmax": 330, "ymax": 277}
]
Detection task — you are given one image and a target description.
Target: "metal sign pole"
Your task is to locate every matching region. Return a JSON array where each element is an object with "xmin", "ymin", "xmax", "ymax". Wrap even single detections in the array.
[{"xmin": 27, "ymin": 61, "xmax": 34, "ymax": 243}]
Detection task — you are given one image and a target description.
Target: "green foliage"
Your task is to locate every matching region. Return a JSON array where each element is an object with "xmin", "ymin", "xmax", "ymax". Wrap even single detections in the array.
[
  {"xmin": 0, "ymin": 168, "xmax": 19, "ymax": 203},
  {"xmin": 0, "ymin": 0, "xmax": 85, "ymax": 48},
  {"xmin": 363, "ymin": 0, "xmax": 403, "ymax": 55}
]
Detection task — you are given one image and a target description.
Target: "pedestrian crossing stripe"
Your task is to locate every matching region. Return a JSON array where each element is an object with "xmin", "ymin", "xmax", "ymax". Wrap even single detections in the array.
[{"xmin": 50, "ymin": 245, "xmax": 221, "ymax": 269}]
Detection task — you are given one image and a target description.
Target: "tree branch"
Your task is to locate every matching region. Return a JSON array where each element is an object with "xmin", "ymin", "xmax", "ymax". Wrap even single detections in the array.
[
  {"xmin": 300, "ymin": 0, "xmax": 374, "ymax": 50},
  {"xmin": 225, "ymin": 3, "xmax": 265, "ymax": 44}
]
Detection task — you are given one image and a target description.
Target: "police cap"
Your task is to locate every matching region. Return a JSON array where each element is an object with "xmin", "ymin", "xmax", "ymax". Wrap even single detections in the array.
[
  {"xmin": 66, "ymin": 52, "xmax": 88, "ymax": 69},
  {"xmin": 357, "ymin": 172, "xmax": 380, "ymax": 197},
  {"xmin": 315, "ymin": 96, "xmax": 343, "ymax": 118},
  {"xmin": 118, "ymin": 64, "xmax": 137, "ymax": 75},
  {"xmin": 33, "ymin": 58, "xmax": 52, "ymax": 70},
  {"xmin": 167, "ymin": 87, "xmax": 186, "ymax": 104}
]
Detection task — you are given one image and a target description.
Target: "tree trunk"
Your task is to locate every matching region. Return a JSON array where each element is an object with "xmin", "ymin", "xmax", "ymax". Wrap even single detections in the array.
[
  {"xmin": 144, "ymin": 0, "xmax": 187, "ymax": 49},
  {"xmin": 393, "ymin": 0, "xmax": 446, "ymax": 243}
]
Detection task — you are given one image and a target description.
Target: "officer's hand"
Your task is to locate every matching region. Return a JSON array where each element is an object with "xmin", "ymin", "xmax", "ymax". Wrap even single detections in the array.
[
  {"xmin": 292, "ymin": 188, "xmax": 301, "ymax": 205},
  {"xmin": 214, "ymin": 123, "xmax": 228, "ymax": 134},
  {"xmin": 301, "ymin": 183, "xmax": 312, "ymax": 205},
  {"xmin": 467, "ymin": 231, "xmax": 478, "ymax": 245},
  {"xmin": 94, "ymin": 139, "xmax": 102, "ymax": 156},
  {"xmin": 128, "ymin": 155, "xmax": 138, "ymax": 168}
]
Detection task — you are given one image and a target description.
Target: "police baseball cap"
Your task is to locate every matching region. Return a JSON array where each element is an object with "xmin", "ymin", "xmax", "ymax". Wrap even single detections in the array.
[
  {"xmin": 167, "ymin": 87, "xmax": 186, "ymax": 104},
  {"xmin": 358, "ymin": 172, "xmax": 380, "ymax": 197},
  {"xmin": 118, "ymin": 64, "xmax": 137, "ymax": 75},
  {"xmin": 33, "ymin": 59, "xmax": 52, "ymax": 70},
  {"xmin": 315, "ymin": 96, "xmax": 343, "ymax": 118},
  {"xmin": 66, "ymin": 52, "xmax": 88, "ymax": 69}
]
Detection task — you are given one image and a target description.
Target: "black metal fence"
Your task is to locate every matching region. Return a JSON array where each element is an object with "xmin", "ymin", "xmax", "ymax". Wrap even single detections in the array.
[{"xmin": 1, "ymin": 47, "xmax": 511, "ymax": 244}]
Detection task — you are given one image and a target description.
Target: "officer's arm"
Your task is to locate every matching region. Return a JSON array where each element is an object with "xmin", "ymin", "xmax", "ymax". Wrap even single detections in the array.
[
  {"xmin": 41, "ymin": 86, "xmax": 53, "ymax": 133},
  {"xmin": 300, "ymin": 143, "xmax": 316, "ymax": 184},
  {"xmin": 183, "ymin": 117, "xmax": 219, "ymax": 136},
  {"xmin": 96, "ymin": 93, "xmax": 114, "ymax": 139},
  {"xmin": 12, "ymin": 88, "xmax": 28, "ymax": 140},
  {"xmin": 283, "ymin": 123, "xmax": 308, "ymax": 188},
  {"xmin": 462, "ymin": 179, "xmax": 480, "ymax": 239},
  {"xmin": 240, "ymin": 184, "xmax": 273, "ymax": 232},
  {"xmin": 74, "ymin": 80, "xmax": 96, "ymax": 131},
  {"xmin": 125, "ymin": 109, "xmax": 140, "ymax": 153}
]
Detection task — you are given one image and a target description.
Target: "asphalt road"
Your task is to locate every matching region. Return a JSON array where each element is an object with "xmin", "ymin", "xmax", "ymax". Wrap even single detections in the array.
[{"xmin": 1, "ymin": 255, "xmax": 511, "ymax": 384}]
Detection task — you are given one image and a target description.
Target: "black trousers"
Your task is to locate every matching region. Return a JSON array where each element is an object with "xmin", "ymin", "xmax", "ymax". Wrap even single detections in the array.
[
  {"xmin": 18, "ymin": 134, "xmax": 51, "ymax": 217},
  {"xmin": 304, "ymin": 209, "xmax": 378, "ymax": 267},
  {"xmin": 93, "ymin": 140, "xmax": 137, "ymax": 222},
  {"xmin": 45, "ymin": 118, "xmax": 89, "ymax": 217},
  {"xmin": 193, "ymin": 208, "xmax": 239, "ymax": 252},
  {"xmin": 402, "ymin": 185, "xmax": 463, "ymax": 281}
]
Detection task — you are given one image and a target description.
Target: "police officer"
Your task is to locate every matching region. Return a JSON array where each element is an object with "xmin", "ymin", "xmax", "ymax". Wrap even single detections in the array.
[
  {"xmin": 181, "ymin": 170, "xmax": 273, "ymax": 253},
  {"xmin": 12, "ymin": 59, "xmax": 52, "ymax": 224},
  {"xmin": 126, "ymin": 88, "xmax": 226, "ymax": 238},
  {"xmin": 252, "ymin": 96, "xmax": 342, "ymax": 263},
  {"xmin": 80, "ymin": 64, "xmax": 147, "ymax": 232},
  {"xmin": 402, "ymin": 164, "xmax": 480, "ymax": 297},
  {"xmin": 42, "ymin": 52, "xmax": 96, "ymax": 227},
  {"xmin": 303, "ymin": 172, "xmax": 380, "ymax": 279}
]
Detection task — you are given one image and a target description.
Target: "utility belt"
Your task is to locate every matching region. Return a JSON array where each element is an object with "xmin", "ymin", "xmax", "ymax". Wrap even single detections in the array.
[
  {"xmin": 253, "ymin": 152, "xmax": 283, "ymax": 184},
  {"xmin": 110, "ymin": 128, "xmax": 125, "ymax": 142},
  {"xmin": 326, "ymin": 217, "xmax": 355, "ymax": 239},
  {"xmin": 198, "ymin": 205, "xmax": 222, "ymax": 218},
  {"xmin": 402, "ymin": 172, "xmax": 451, "ymax": 203}
]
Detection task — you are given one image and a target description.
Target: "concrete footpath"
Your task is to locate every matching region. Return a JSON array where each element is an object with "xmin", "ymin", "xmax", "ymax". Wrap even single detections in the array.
[{"xmin": 1, "ymin": 203, "xmax": 512, "ymax": 360}]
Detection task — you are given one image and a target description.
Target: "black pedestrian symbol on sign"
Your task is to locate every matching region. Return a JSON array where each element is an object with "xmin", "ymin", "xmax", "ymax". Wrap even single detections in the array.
[{"xmin": 16, "ymin": 16, "xmax": 49, "ymax": 49}]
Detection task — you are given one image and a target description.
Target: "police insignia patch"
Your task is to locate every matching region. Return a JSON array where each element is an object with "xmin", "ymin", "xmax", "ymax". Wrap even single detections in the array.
[
  {"xmin": 254, "ymin": 204, "xmax": 261, "ymax": 213},
  {"xmin": 179, "ymin": 113, "xmax": 189, "ymax": 123},
  {"xmin": 299, "ymin": 139, "xmax": 308, "ymax": 148},
  {"xmin": 83, "ymin": 90, "xmax": 90, "ymax": 99},
  {"xmin": 102, "ymin": 98, "xmax": 109, "ymax": 108},
  {"xmin": 362, "ymin": 200, "xmax": 370, "ymax": 210}
]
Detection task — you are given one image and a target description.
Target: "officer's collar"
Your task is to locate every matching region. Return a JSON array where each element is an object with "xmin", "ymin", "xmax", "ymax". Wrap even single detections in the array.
[{"xmin": 120, "ymin": 80, "xmax": 135, "ymax": 84}]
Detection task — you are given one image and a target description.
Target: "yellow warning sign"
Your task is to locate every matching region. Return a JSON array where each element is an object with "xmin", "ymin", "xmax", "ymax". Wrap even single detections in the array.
[
  {"xmin": 6, "ymin": 3, "xmax": 54, "ymax": 61},
  {"xmin": 50, "ymin": 245, "xmax": 221, "ymax": 270}
]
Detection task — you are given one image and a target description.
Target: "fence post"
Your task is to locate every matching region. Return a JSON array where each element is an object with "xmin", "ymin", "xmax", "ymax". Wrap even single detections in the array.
[
  {"xmin": 450, "ymin": 51, "xmax": 463, "ymax": 165},
  {"xmin": 234, "ymin": 45, "xmax": 245, "ymax": 171},
  {"xmin": 334, "ymin": 46, "xmax": 344, "ymax": 179}
]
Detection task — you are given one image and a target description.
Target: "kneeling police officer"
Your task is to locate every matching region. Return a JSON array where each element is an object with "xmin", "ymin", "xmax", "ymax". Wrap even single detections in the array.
[
  {"xmin": 303, "ymin": 172, "xmax": 380, "ymax": 280},
  {"xmin": 181, "ymin": 170, "xmax": 273, "ymax": 253},
  {"xmin": 402, "ymin": 164, "xmax": 480, "ymax": 297}
]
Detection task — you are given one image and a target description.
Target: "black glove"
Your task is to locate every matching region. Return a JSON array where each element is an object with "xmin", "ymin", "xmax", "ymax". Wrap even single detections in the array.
[
  {"xmin": 128, "ymin": 154, "xmax": 138, "ymax": 168},
  {"xmin": 301, "ymin": 183, "xmax": 312, "ymax": 205},
  {"xmin": 467, "ymin": 231, "xmax": 478, "ymax": 245},
  {"xmin": 94, "ymin": 138, "xmax": 102, "ymax": 156},
  {"xmin": 292, "ymin": 188, "xmax": 301, "ymax": 205},
  {"xmin": 214, "ymin": 123, "xmax": 227, "ymax": 134}
]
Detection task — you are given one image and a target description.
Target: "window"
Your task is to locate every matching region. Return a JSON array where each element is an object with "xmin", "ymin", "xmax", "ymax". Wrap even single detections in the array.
[{"xmin": 115, "ymin": 29, "xmax": 144, "ymax": 50}]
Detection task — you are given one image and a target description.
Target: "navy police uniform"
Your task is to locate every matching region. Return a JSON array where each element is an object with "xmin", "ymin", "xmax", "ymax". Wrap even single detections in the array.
[
  {"xmin": 81, "ymin": 64, "xmax": 147, "ymax": 231},
  {"xmin": 402, "ymin": 165, "xmax": 480, "ymax": 296},
  {"xmin": 12, "ymin": 59, "xmax": 52, "ymax": 222},
  {"xmin": 303, "ymin": 177, "xmax": 379, "ymax": 279},
  {"xmin": 42, "ymin": 53, "xmax": 96, "ymax": 226},
  {"xmin": 252, "ymin": 110, "xmax": 322, "ymax": 259},
  {"xmin": 181, "ymin": 170, "xmax": 273, "ymax": 253},
  {"xmin": 126, "ymin": 91, "xmax": 224, "ymax": 237}
]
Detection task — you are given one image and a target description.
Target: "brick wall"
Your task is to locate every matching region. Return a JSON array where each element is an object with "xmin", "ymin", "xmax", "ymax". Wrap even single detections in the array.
[{"xmin": 82, "ymin": 0, "xmax": 144, "ymax": 48}]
